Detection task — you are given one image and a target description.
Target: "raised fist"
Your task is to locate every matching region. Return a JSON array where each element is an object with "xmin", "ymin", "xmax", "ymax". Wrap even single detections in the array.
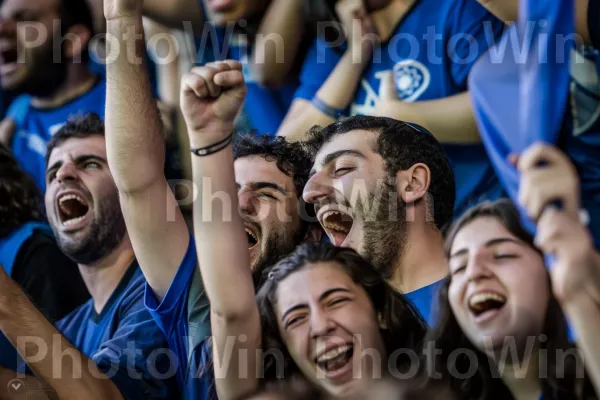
[
  {"xmin": 104, "ymin": 0, "xmax": 143, "ymax": 20},
  {"xmin": 180, "ymin": 61, "xmax": 247, "ymax": 147}
]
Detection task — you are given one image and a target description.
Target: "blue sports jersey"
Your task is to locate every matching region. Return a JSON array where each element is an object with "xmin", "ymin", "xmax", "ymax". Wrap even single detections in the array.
[
  {"xmin": 54, "ymin": 262, "xmax": 178, "ymax": 399},
  {"xmin": 145, "ymin": 237, "xmax": 216, "ymax": 398},
  {"xmin": 8, "ymin": 76, "xmax": 106, "ymax": 193},
  {"xmin": 196, "ymin": 24, "xmax": 298, "ymax": 135},
  {"xmin": 295, "ymin": 0, "xmax": 506, "ymax": 216},
  {"xmin": 405, "ymin": 280, "xmax": 444, "ymax": 326}
]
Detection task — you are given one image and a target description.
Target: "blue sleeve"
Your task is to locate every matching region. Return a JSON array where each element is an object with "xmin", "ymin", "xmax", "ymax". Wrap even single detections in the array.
[
  {"xmin": 446, "ymin": 0, "xmax": 504, "ymax": 89},
  {"xmin": 144, "ymin": 236, "xmax": 197, "ymax": 339},
  {"xmin": 93, "ymin": 292, "xmax": 179, "ymax": 399},
  {"xmin": 293, "ymin": 38, "xmax": 342, "ymax": 101}
]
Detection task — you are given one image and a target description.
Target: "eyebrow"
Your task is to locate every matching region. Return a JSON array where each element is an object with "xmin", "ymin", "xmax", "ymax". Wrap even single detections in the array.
[
  {"xmin": 280, "ymin": 287, "xmax": 352, "ymax": 322},
  {"xmin": 449, "ymin": 237, "xmax": 523, "ymax": 259},
  {"xmin": 46, "ymin": 154, "xmax": 107, "ymax": 176},
  {"xmin": 243, "ymin": 181, "xmax": 288, "ymax": 196},
  {"xmin": 309, "ymin": 150, "xmax": 366, "ymax": 178}
]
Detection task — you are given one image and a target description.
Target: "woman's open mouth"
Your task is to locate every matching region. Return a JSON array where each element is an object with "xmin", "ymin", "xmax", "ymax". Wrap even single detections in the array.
[{"xmin": 314, "ymin": 343, "xmax": 355, "ymax": 383}]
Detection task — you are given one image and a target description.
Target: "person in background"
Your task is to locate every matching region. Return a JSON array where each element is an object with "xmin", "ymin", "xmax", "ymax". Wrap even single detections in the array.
[
  {"xmin": 426, "ymin": 198, "xmax": 599, "ymax": 400},
  {"xmin": 303, "ymin": 116, "xmax": 455, "ymax": 324},
  {"xmin": 0, "ymin": 0, "xmax": 105, "ymax": 193},
  {"xmin": 0, "ymin": 113, "xmax": 178, "ymax": 400},
  {"xmin": 0, "ymin": 144, "xmax": 89, "ymax": 371},
  {"xmin": 280, "ymin": 0, "xmax": 506, "ymax": 216}
]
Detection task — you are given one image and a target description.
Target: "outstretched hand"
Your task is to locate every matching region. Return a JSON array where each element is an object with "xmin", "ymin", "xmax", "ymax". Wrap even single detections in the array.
[{"xmin": 180, "ymin": 61, "xmax": 247, "ymax": 147}]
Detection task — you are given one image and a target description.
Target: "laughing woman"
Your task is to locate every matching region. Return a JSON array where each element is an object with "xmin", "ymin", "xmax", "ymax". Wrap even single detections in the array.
[
  {"xmin": 425, "ymin": 199, "xmax": 598, "ymax": 400},
  {"xmin": 181, "ymin": 62, "xmax": 427, "ymax": 400}
]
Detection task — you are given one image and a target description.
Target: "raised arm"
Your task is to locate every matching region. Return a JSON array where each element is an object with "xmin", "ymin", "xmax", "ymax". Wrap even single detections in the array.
[
  {"xmin": 104, "ymin": 0, "xmax": 190, "ymax": 300},
  {"xmin": 277, "ymin": 5, "xmax": 377, "ymax": 142},
  {"xmin": 180, "ymin": 61, "xmax": 260, "ymax": 400},
  {"xmin": 250, "ymin": 0, "xmax": 305, "ymax": 88},
  {"xmin": 0, "ymin": 267, "xmax": 124, "ymax": 400}
]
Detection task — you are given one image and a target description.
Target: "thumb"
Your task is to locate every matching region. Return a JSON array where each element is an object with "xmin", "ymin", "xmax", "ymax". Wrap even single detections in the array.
[{"xmin": 379, "ymin": 70, "xmax": 397, "ymax": 100}]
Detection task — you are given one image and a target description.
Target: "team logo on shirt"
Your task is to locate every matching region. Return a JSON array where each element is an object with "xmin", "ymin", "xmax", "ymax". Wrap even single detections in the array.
[{"xmin": 393, "ymin": 60, "xmax": 431, "ymax": 102}]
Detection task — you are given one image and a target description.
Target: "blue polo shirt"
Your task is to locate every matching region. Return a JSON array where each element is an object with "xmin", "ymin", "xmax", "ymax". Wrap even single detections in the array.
[
  {"xmin": 295, "ymin": 0, "xmax": 505, "ymax": 216},
  {"xmin": 53, "ymin": 262, "xmax": 178, "ymax": 399},
  {"xmin": 145, "ymin": 237, "xmax": 216, "ymax": 399},
  {"xmin": 8, "ymin": 76, "xmax": 106, "ymax": 193}
]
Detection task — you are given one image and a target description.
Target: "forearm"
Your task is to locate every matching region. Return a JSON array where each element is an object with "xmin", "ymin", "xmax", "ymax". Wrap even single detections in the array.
[
  {"xmin": 0, "ymin": 277, "xmax": 123, "ymax": 400},
  {"xmin": 190, "ymin": 142, "xmax": 256, "ymax": 318},
  {"xmin": 561, "ymin": 292, "xmax": 600, "ymax": 395},
  {"xmin": 278, "ymin": 50, "xmax": 366, "ymax": 141},
  {"xmin": 0, "ymin": 367, "xmax": 55, "ymax": 400},
  {"xmin": 250, "ymin": 0, "xmax": 304, "ymax": 87},
  {"xmin": 142, "ymin": 0, "xmax": 205, "ymax": 33},
  {"xmin": 106, "ymin": 15, "xmax": 165, "ymax": 193},
  {"xmin": 380, "ymin": 92, "xmax": 481, "ymax": 144}
]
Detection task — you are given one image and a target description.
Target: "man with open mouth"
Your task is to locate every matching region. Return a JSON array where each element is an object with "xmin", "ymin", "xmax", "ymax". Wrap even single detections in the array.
[
  {"xmin": 303, "ymin": 116, "xmax": 456, "ymax": 324},
  {"xmin": 0, "ymin": 113, "xmax": 178, "ymax": 399},
  {"xmin": 102, "ymin": 0, "xmax": 322, "ymax": 396}
]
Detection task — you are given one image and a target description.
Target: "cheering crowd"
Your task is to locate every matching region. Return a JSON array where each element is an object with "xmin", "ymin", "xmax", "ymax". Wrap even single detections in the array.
[{"xmin": 0, "ymin": 0, "xmax": 599, "ymax": 398}]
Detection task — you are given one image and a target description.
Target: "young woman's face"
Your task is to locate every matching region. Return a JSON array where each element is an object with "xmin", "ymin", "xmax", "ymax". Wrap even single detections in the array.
[
  {"xmin": 274, "ymin": 262, "xmax": 387, "ymax": 397},
  {"xmin": 447, "ymin": 217, "xmax": 549, "ymax": 356}
]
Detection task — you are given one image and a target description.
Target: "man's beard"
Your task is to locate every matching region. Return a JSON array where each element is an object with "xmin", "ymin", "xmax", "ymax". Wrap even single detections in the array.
[
  {"xmin": 56, "ymin": 190, "xmax": 127, "ymax": 265},
  {"xmin": 252, "ymin": 224, "xmax": 305, "ymax": 288},
  {"xmin": 358, "ymin": 176, "xmax": 407, "ymax": 278},
  {"xmin": 10, "ymin": 40, "xmax": 68, "ymax": 97}
]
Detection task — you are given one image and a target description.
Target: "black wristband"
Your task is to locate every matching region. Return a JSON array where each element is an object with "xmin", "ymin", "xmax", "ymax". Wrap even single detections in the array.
[{"xmin": 190, "ymin": 132, "xmax": 234, "ymax": 157}]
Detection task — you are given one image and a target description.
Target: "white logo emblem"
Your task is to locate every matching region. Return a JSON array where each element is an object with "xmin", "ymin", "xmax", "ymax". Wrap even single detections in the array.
[{"xmin": 393, "ymin": 60, "xmax": 431, "ymax": 102}]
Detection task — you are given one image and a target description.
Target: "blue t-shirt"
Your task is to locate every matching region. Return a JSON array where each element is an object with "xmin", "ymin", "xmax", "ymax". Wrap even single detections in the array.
[
  {"xmin": 405, "ymin": 280, "xmax": 444, "ymax": 326},
  {"xmin": 295, "ymin": 0, "xmax": 506, "ymax": 216},
  {"xmin": 196, "ymin": 24, "xmax": 298, "ymax": 135},
  {"xmin": 145, "ymin": 237, "xmax": 216, "ymax": 399},
  {"xmin": 8, "ymin": 76, "xmax": 106, "ymax": 193},
  {"xmin": 53, "ymin": 262, "xmax": 178, "ymax": 399}
]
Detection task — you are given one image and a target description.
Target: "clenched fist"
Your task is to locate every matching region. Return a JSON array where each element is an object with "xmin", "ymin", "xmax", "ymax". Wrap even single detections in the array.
[
  {"xmin": 180, "ymin": 61, "xmax": 247, "ymax": 147},
  {"xmin": 104, "ymin": 0, "xmax": 143, "ymax": 20}
]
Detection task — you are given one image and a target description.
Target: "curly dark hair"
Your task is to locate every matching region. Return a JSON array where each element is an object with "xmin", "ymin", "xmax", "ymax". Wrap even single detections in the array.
[
  {"xmin": 304, "ymin": 116, "xmax": 456, "ymax": 231},
  {"xmin": 424, "ymin": 199, "xmax": 597, "ymax": 400},
  {"xmin": 256, "ymin": 242, "xmax": 427, "ymax": 385},
  {"xmin": 0, "ymin": 145, "xmax": 44, "ymax": 238},
  {"xmin": 45, "ymin": 112, "xmax": 105, "ymax": 166}
]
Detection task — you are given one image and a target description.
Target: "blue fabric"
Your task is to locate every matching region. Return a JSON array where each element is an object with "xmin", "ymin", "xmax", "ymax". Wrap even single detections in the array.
[
  {"xmin": 295, "ymin": 0, "xmax": 506, "ymax": 216},
  {"xmin": 0, "ymin": 222, "xmax": 52, "ymax": 370},
  {"xmin": 405, "ymin": 280, "xmax": 444, "ymax": 326},
  {"xmin": 196, "ymin": 25, "xmax": 298, "ymax": 135},
  {"xmin": 145, "ymin": 237, "xmax": 215, "ymax": 398},
  {"xmin": 9, "ymin": 77, "xmax": 106, "ymax": 193},
  {"xmin": 470, "ymin": 0, "xmax": 574, "ymax": 235},
  {"xmin": 51, "ymin": 264, "xmax": 179, "ymax": 399}
]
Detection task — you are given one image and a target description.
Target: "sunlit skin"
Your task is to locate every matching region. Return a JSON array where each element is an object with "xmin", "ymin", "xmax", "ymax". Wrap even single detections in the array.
[
  {"xmin": 448, "ymin": 217, "xmax": 549, "ymax": 357},
  {"xmin": 0, "ymin": 0, "xmax": 61, "ymax": 90},
  {"xmin": 303, "ymin": 130, "xmax": 388, "ymax": 251},
  {"xmin": 275, "ymin": 262, "xmax": 387, "ymax": 398},
  {"xmin": 202, "ymin": 0, "xmax": 270, "ymax": 26},
  {"xmin": 234, "ymin": 156, "xmax": 301, "ymax": 270}
]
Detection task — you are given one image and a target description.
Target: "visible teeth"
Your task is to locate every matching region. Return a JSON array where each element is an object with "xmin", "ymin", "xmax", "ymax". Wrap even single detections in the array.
[
  {"xmin": 321, "ymin": 211, "xmax": 352, "ymax": 232},
  {"xmin": 245, "ymin": 228, "xmax": 257, "ymax": 242},
  {"xmin": 59, "ymin": 194, "xmax": 86, "ymax": 205},
  {"xmin": 316, "ymin": 345, "xmax": 351, "ymax": 363},
  {"xmin": 469, "ymin": 292, "xmax": 506, "ymax": 308},
  {"xmin": 63, "ymin": 215, "xmax": 86, "ymax": 226}
]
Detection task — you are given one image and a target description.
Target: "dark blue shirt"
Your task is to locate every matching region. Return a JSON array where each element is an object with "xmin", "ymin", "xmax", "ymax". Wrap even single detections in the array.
[
  {"xmin": 145, "ymin": 237, "xmax": 216, "ymax": 399},
  {"xmin": 295, "ymin": 0, "xmax": 506, "ymax": 216},
  {"xmin": 8, "ymin": 77, "xmax": 106, "ymax": 193},
  {"xmin": 55, "ymin": 262, "xmax": 178, "ymax": 399}
]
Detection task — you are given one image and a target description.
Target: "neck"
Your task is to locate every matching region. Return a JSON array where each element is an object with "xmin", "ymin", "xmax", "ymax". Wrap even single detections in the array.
[
  {"xmin": 371, "ymin": 0, "xmax": 418, "ymax": 42},
  {"xmin": 31, "ymin": 65, "xmax": 95, "ymax": 109},
  {"xmin": 389, "ymin": 221, "xmax": 448, "ymax": 293},
  {"xmin": 501, "ymin": 349, "xmax": 542, "ymax": 400},
  {"xmin": 77, "ymin": 235, "xmax": 135, "ymax": 314}
]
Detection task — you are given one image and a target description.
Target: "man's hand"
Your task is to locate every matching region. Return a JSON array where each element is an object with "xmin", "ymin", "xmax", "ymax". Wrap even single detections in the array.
[
  {"xmin": 180, "ymin": 60, "xmax": 247, "ymax": 147},
  {"xmin": 104, "ymin": 0, "xmax": 143, "ymax": 20},
  {"xmin": 514, "ymin": 142, "xmax": 581, "ymax": 221},
  {"xmin": 335, "ymin": 0, "xmax": 378, "ymax": 64}
]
